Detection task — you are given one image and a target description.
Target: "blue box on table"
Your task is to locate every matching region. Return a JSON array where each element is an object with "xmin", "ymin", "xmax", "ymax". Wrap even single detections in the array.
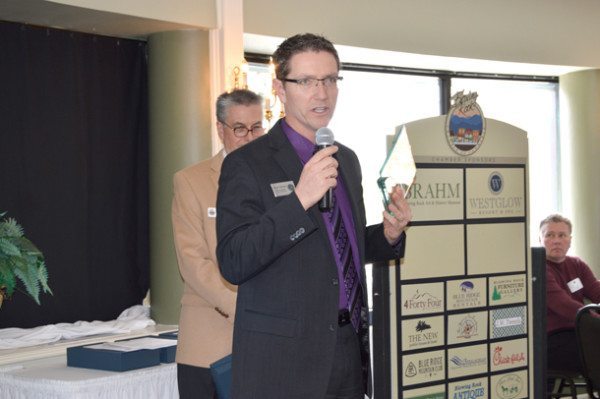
[
  {"xmin": 67, "ymin": 345, "xmax": 161, "ymax": 372},
  {"xmin": 158, "ymin": 331, "xmax": 178, "ymax": 340},
  {"xmin": 157, "ymin": 341, "xmax": 177, "ymax": 363},
  {"xmin": 155, "ymin": 332, "xmax": 178, "ymax": 363},
  {"xmin": 114, "ymin": 336, "xmax": 177, "ymax": 364}
]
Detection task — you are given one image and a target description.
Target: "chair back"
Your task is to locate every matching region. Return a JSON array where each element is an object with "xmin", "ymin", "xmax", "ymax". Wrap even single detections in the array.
[{"xmin": 575, "ymin": 303, "xmax": 600, "ymax": 397}]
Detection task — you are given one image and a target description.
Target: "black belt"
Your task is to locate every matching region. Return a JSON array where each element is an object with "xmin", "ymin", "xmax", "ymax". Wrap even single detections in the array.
[{"xmin": 338, "ymin": 309, "xmax": 351, "ymax": 326}]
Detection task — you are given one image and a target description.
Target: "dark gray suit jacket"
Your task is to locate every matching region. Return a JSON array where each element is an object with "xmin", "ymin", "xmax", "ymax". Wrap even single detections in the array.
[{"xmin": 216, "ymin": 120, "xmax": 405, "ymax": 398}]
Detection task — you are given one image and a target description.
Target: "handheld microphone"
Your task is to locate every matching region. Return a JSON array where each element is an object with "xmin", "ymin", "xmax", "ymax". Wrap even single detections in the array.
[{"xmin": 315, "ymin": 127, "xmax": 335, "ymax": 211}]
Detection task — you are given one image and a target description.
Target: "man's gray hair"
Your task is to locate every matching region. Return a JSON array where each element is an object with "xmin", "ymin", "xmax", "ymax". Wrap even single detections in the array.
[
  {"xmin": 539, "ymin": 213, "xmax": 572, "ymax": 233},
  {"xmin": 216, "ymin": 89, "xmax": 262, "ymax": 123}
]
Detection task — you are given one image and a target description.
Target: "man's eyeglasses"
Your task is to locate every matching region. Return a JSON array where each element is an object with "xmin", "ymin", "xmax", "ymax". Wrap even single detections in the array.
[
  {"xmin": 221, "ymin": 122, "xmax": 264, "ymax": 138},
  {"xmin": 544, "ymin": 232, "xmax": 571, "ymax": 240},
  {"xmin": 282, "ymin": 76, "xmax": 343, "ymax": 89}
]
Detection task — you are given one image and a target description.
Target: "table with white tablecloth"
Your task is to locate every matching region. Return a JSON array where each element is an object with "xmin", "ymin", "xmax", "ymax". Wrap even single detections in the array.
[{"xmin": 0, "ymin": 355, "xmax": 178, "ymax": 399}]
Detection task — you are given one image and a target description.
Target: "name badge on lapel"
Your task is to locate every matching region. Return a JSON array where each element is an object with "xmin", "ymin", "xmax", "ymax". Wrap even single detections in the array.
[{"xmin": 270, "ymin": 181, "xmax": 295, "ymax": 197}]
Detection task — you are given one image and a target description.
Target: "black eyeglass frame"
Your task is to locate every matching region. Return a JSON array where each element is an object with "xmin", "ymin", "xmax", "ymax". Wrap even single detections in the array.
[
  {"xmin": 220, "ymin": 121, "xmax": 264, "ymax": 137},
  {"xmin": 281, "ymin": 76, "xmax": 344, "ymax": 88}
]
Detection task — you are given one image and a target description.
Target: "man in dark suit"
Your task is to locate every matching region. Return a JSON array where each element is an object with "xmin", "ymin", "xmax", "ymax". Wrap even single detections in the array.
[{"xmin": 216, "ymin": 33, "xmax": 412, "ymax": 399}]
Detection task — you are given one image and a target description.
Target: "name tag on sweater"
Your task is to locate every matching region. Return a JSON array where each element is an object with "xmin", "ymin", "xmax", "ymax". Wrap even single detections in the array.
[{"xmin": 568, "ymin": 277, "xmax": 583, "ymax": 293}]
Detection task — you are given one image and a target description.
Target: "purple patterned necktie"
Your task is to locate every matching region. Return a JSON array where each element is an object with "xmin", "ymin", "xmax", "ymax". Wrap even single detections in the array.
[{"xmin": 328, "ymin": 193, "xmax": 363, "ymax": 331}]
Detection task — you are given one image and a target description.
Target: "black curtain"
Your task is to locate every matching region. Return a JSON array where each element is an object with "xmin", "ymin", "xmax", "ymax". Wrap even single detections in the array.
[{"xmin": 0, "ymin": 21, "xmax": 149, "ymax": 328}]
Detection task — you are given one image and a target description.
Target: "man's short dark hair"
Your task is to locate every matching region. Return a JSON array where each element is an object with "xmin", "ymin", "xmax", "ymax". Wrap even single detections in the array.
[
  {"xmin": 540, "ymin": 213, "xmax": 573, "ymax": 233},
  {"xmin": 272, "ymin": 33, "xmax": 340, "ymax": 80},
  {"xmin": 216, "ymin": 89, "xmax": 262, "ymax": 123}
]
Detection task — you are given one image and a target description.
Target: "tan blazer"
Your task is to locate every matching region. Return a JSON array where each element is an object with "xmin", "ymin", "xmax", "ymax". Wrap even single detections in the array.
[{"xmin": 172, "ymin": 151, "xmax": 237, "ymax": 368}]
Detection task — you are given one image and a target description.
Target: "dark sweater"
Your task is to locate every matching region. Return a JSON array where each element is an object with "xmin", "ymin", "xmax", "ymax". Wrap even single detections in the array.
[{"xmin": 546, "ymin": 256, "xmax": 600, "ymax": 333}]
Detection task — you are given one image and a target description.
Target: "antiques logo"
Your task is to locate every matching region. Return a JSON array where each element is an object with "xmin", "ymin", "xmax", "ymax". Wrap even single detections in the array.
[
  {"xmin": 445, "ymin": 91, "xmax": 486, "ymax": 156},
  {"xmin": 450, "ymin": 380, "xmax": 486, "ymax": 399}
]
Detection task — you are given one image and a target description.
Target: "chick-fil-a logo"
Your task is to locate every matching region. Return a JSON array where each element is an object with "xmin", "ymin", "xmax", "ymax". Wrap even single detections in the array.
[{"xmin": 493, "ymin": 346, "xmax": 525, "ymax": 366}]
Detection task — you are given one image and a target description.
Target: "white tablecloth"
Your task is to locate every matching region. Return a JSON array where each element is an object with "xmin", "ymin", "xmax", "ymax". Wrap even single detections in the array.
[{"xmin": 0, "ymin": 355, "xmax": 178, "ymax": 399}]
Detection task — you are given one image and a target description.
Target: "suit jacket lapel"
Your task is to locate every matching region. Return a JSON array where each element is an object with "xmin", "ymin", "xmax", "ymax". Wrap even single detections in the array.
[
  {"xmin": 210, "ymin": 150, "xmax": 224, "ymax": 188},
  {"xmin": 268, "ymin": 122, "xmax": 336, "ymax": 255},
  {"xmin": 337, "ymin": 147, "xmax": 366, "ymax": 262},
  {"xmin": 269, "ymin": 124, "xmax": 303, "ymax": 185}
]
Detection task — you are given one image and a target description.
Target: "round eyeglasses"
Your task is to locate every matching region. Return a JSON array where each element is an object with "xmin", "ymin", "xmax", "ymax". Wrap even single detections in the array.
[{"xmin": 221, "ymin": 122, "xmax": 264, "ymax": 138}]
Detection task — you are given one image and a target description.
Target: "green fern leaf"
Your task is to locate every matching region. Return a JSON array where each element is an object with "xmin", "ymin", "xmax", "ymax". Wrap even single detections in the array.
[
  {"xmin": 0, "ymin": 261, "xmax": 17, "ymax": 296},
  {"xmin": 0, "ymin": 218, "xmax": 24, "ymax": 238},
  {"xmin": 0, "ymin": 212, "xmax": 51, "ymax": 305},
  {"xmin": 13, "ymin": 260, "xmax": 41, "ymax": 305},
  {"xmin": 37, "ymin": 261, "xmax": 53, "ymax": 295},
  {"xmin": 17, "ymin": 236, "xmax": 42, "ymax": 256},
  {"xmin": 0, "ymin": 238, "xmax": 21, "ymax": 257}
]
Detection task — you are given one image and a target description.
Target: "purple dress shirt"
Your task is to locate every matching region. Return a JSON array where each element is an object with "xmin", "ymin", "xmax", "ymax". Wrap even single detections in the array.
[{"xmin": 281, "ymin": 119, "xmax": 362, "ymax": 310}]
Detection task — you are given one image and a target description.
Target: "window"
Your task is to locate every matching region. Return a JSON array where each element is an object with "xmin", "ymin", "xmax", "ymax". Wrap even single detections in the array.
[
  {"xmin": 452, "ymin": 78, "xmax": 559, "ymax": 243},
  {"xmin": 247, "ymin": 59, "xmax": 559, "ymax": 244}
]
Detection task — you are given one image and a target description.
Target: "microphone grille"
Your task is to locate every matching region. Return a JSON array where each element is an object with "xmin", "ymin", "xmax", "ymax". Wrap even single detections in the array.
[{"xmin": 315, "ymin": 127, "xmax": 334, "ymax": 146}]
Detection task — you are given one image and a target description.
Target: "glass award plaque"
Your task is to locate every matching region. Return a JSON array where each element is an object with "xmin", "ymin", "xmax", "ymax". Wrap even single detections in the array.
[{"xmin": 378, "ymin": 125, "xmax": 417, "ymax": 206}]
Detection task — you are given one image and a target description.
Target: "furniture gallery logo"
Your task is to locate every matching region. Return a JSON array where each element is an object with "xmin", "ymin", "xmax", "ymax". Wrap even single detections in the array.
[
  {"xmin": 491, "ymin": 275, "xmax": 526, "ymax": 304},
  {"xmin": 445, "ymin": 90, "xmax": 486, "ymax": 155}
]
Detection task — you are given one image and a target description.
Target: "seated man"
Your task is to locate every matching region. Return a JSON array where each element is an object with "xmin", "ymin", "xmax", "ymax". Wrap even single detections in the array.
[{"xmin": 541, "ymin": 214, "xmax": 600, "ymax": 373}]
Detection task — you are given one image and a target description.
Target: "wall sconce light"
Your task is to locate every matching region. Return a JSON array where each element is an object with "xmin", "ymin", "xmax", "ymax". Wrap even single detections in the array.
[
  {"xmin": 264, "ymin": 57, "xmax": 284, "ymax": 126},
  {"xmin": 232, "ymin": 59, "xmax": 248, "ymax": 90}
]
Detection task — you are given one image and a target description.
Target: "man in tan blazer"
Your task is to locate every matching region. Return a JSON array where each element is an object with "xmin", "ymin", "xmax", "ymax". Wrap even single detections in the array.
[{"xmin": 172, "ymin": 89, "xmax": 263, "ymax": 399}]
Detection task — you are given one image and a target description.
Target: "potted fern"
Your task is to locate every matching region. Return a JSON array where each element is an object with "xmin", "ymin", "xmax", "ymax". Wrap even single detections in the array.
[{"xmin": 0, "ymin": 212, "xmax": 52, "ymax": 308}]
